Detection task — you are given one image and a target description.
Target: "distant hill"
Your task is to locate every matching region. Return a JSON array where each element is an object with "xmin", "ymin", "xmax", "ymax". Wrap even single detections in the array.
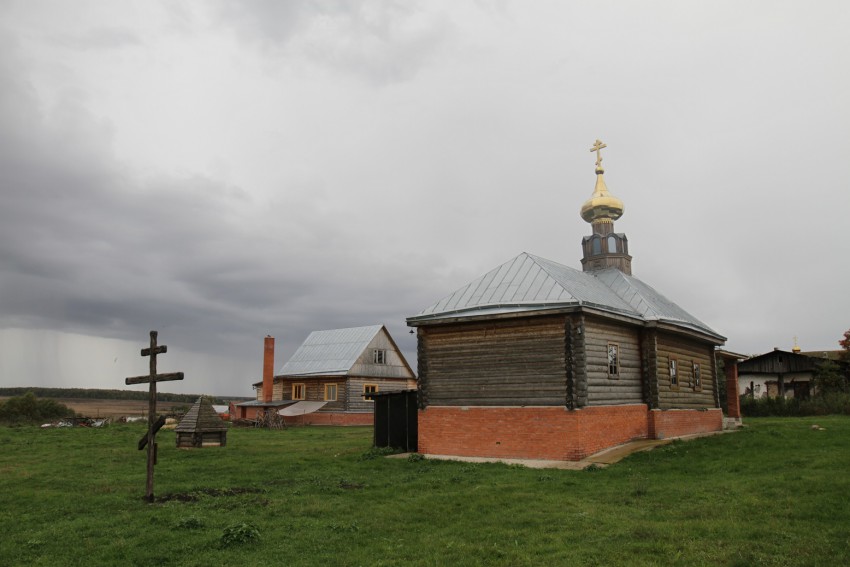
[{"xmin": 0, "ymin": 387, "xmax": 251, "ymax": 406}]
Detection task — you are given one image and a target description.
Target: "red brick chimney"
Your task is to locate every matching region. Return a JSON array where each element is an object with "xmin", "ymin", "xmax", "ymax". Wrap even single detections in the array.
[{"xmin": 262, "ymin": 336, "xmax": 275, "ymax": 403}]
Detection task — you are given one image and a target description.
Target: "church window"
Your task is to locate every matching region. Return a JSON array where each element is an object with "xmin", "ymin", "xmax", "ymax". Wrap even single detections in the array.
[
  {"xmin": 693, "ymin": 363, "xmax": 701, "ymax": 390},
  {"xmin": 292, "ymin": 383, "xmax": 305, "ymax": 400},
  {"xmin": 591, "ymin": 237, "xmax": 602, "ymax": 255},
  {"xmin": 669, "ymin": 359, "xmax": 678, "ymax": 388},
  {"xmin": 324, "ymin": 383, "xmax": 338, "ymax": 401},
  {"xmin": 608, "ymin": 343, "xmax": 619, "ymax": 378},
  {"xmin": 373, "ymin": 349, "xmax": 387, "ymax": 364},
  {"xmin": 607, "ymin": 235, "xmax": 618, "ymax": 253},
  {"xmin": 363, "ymin": 384, "xmax": 378, "ymax": 400}
]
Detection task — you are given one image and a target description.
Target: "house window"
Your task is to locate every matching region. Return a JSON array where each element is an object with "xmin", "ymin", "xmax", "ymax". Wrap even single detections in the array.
[
  {"xmin": 669, "ymin": 358, "xmax": 678, "ymax": 389},
  {"xmin": 363, "ymin": 384, "xmax": 378, "ymax": 400},
  {"xmin": 608, "ymin": 343, "xmax": 619, "ymax": 378},
  {"xmin": 292, "ymin": 383, "xmax": 305, "ymax": 400},
  {"xmin": 693, "ymin": 363, "xmax": 701, "ymax": 391},
  {"xmin": 373, "ymin": 349, "xmax": 387, "ymax": 364},
  {"xmin": 324, "ymin": 383, "xmax": 338, "ymax": 402}
]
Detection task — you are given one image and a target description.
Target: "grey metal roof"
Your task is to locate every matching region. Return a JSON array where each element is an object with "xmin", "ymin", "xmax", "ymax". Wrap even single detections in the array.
[
  {"xmin": 408, "ymin": 252, "xmax": 723, "ymax": 341},
  {"xmin": 278, "ymin": 324, "xmax": 383, "ymax": 376}
]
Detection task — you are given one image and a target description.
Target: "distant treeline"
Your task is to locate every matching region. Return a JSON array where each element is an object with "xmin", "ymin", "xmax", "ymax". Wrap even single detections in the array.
[{"xmin": 0, "ymin": 387, "xmax": 249, "ymax": 405}]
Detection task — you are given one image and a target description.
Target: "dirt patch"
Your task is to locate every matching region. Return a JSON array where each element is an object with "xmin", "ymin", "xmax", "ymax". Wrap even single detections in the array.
[{"xmin": 51, "ymin": 398, "xmax": 188, "ymax": 418}]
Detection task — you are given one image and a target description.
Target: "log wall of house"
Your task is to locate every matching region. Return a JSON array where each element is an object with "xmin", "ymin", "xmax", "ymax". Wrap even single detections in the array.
[
  {"xmin": 346, "ymin": 377, "xmax": 415, "ymax": 413},
  {"xmin": 278, "ymin": 378, "xmax": 347, "ymax": 411},
  {"xmin": 583, "ymin": 316, "xmax": 644, "ymax": 406},
  {"xmin": 418, "ymin": 316, "xmax": 568, "ymax": 406},
  {"xmin": 655, "ymin": 332, "xmax": 717, "ymax": 409}
]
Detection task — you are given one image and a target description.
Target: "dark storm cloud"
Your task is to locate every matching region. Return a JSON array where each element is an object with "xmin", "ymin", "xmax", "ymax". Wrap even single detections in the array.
[{"xmin": 0, "ymin": 37, "xmax": 436, "ymax": 371}]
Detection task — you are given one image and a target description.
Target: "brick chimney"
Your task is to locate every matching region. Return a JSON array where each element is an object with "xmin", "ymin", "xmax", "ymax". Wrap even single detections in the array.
[{"xmin": 262, "ymin": 336, "xmax": 275, "ymax": 403}]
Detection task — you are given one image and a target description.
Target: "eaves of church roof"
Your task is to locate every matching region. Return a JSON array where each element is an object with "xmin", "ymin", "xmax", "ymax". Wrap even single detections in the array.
[{"xmin": 407, "ymin": 252, "xmax": 724, "ymax": 343}]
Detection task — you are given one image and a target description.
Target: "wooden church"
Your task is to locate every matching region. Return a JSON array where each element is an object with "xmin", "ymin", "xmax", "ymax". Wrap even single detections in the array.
[{"xmin": 406, "ymin": 141, "xmax": 727, "ymax": 461}]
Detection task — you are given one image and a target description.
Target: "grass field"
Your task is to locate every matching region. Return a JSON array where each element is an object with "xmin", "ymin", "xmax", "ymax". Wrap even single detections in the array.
[{"xmin": 1, "ymin": 417, "xmax": 849, "ymax": 566}]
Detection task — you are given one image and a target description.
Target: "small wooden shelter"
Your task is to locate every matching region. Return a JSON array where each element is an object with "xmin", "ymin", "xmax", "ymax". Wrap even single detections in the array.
[{"xmin": 175, "ymin": 396, "xmax": 228, "ymax": 448}]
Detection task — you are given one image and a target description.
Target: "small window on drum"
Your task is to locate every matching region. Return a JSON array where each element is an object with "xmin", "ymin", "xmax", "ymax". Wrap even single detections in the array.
[
  {"xmin": 591, "ymin": 237, "xmax": 602, "ymax": 255},
  {"xmin": 607, "ymin": 235, "xmax": 618, "ymax": 253}
]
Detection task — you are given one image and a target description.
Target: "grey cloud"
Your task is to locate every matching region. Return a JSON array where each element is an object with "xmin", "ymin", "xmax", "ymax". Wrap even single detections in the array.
[
  {"xmin": 213, "ymin": 0, "xmax": 453, "ymax": 84},
  {"xmin": 54, "ymin": 27, "xmax": 142, "ymax": 50}
]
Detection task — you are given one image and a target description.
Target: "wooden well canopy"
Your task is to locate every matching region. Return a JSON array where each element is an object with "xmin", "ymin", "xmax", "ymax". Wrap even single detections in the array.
[{"xmin": 175, "ymin": 396, "xmax": 228, "ymax": 448}]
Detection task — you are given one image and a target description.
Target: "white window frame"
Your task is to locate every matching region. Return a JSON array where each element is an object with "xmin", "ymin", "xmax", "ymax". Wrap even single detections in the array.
[{"xmin": 373, "ymin": 349, "xmax": 387, "ymax": 365}]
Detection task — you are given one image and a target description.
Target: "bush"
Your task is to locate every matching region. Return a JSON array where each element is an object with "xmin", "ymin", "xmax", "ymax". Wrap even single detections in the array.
[
  {"xmin": 0, "ymin": 392, "xmax": 76, "ymax": 425},
  {"xmin": 220, "ymin": 523, "xmax": 260, "ymax": 547},
  {"xmin": 740, "ymin": 393, "xmax": 850, "ymax": 417}
]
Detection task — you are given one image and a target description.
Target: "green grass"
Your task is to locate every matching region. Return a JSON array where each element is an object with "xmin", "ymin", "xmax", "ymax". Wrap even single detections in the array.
[{"xmin": 1, "ymin": 418, "xmax": 849, "ymax": 566}]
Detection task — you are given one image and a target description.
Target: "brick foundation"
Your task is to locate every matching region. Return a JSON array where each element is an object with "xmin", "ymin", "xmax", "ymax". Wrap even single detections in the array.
[
  {"xmin": 282, "ymin": 412, "xmax": 372, "ymax": 426},
  {"xmin": 418, "ymin": 405, "xmax": 722, "ymax": 461},
  {"xmin": 648, "ymin": 408, "xmax": 723, "ymax": 439}
]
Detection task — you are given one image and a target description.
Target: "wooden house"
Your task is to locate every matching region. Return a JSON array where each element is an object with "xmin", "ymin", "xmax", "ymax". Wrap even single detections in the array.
[
  {"xmin": 244, "ymin": 325, "xmax": 416, "ymax": 425},
  {"xmin": 737, "ymin": 348, "xmax": 843, "ymax": 399},
  {"xmin": 175, "ymin": 396, "xmax": 228, "ymax": 448},
  {"xmin": 407, "ymin": 142, "xmax": 729, "ymax": 461}
]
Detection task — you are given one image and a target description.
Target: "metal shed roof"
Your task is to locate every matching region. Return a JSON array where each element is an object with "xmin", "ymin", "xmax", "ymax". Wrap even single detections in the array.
[
  {"xmin": 408, "ymin": 252, "xmax": 723, "ymax": 341},
  {"xmin": 278, "ymin": 324, "xmax": 384, "ymax": 376}
]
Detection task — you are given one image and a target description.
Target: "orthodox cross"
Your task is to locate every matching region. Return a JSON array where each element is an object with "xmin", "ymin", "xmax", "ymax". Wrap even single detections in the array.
[
  {"xmin": 590, "ymin": 139, "xmax": 607, "ymax": 168},
  {"xmin": 125, "ymin": 330, "xmax": 184, "ymax": 502}
]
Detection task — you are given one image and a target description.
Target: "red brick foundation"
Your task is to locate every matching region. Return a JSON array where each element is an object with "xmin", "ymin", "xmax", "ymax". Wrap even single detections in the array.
[
  {"xmin": 418, "ymin": 405, "xmax": 723, "ymax": 461},
  {"xmin": 282, "ymin": 412, "xmax": 372, "ymax": 426},
  {"xmin": 648, "ymin": 408, "xmax": 723, "ymax": 439}
]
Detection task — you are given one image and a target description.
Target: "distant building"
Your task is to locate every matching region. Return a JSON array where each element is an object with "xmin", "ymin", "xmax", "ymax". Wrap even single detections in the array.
[
  {"xmin": 738, "ymin": 348, "xmax": 844, "ymax": 399},
  {"xmin": 236, "ymin": 325, "xmax": 415, "ymax": 425},
  {"xmin": 407, "ymin": 141, "xmax": 730, "ymax": 461}
]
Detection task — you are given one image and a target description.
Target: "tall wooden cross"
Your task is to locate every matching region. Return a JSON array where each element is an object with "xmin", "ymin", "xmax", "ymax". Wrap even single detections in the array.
[
  {"xmin": 125, "ymin": 330, "xmax": 184, "ymax": 502},
  {"xmin": 590, "ymin": 139, "xmax": 607, "ymax": 168}
]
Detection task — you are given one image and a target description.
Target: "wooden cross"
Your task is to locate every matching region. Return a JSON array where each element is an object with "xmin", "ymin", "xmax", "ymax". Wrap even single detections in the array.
[
  {"xmin": 590, "ymin": 139, "xmax": 607, "ymax": 168},
  {"xmin": 125, "ymin": 330, "xmax": 184, "ymax": 502}
]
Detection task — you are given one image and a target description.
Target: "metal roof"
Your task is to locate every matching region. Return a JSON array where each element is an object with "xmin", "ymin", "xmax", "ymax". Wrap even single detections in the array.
[
  {"xmin": 278, "ymin": 324, "xmax": 383, "ymax": 376},
  {"xmin": 408, "ymin": 252, "xmax": 723, "ymax": 341}
]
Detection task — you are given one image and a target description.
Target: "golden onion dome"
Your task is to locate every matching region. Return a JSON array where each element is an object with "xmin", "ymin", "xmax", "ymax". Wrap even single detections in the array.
[{"xmin": 580, "ymin": 167, "xmax": 624, "ymax": 223}]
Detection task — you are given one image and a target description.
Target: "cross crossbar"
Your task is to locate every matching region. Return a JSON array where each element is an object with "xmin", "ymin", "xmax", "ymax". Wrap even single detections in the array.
[{"xmin": 125, "ymin": 372, "xmax": 184, "ymax": 385}]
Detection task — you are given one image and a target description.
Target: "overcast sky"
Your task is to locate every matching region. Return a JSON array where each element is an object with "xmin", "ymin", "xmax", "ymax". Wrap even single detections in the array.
[{"xmin": 1, "ymin": 1, "xmax": 848, "ymax": 397}]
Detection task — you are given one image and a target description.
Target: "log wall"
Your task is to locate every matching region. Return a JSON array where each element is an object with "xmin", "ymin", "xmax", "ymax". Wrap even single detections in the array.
[
  {"xmin": 583, "ymin": 316, "xmax": 643, "ymax": 406},
  {"xmin": 346, "ymin": 377, "xmax": 416, "ymax": 413},
  {"xmin": 655, "ymin": 332, "xmax": 717, "ymax": 409},
  {"xmin": 418, "ymin": 317, "xmax": 568, "ymax": 406}
]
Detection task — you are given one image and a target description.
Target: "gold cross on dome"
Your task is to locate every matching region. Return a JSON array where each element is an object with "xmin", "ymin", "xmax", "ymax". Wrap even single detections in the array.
[{"xmin": 590, "ymin": 139, "xmax": 607, "ymax": 168}]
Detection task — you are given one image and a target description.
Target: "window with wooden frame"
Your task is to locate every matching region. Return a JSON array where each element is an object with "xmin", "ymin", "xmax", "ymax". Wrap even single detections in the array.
[
  {"xmin": 693, "ymin": 362, "xmax": 701, "ymax": 391},
  {"xmin": 291, "ymin": 383, "xmax": 305, "ymax": 400},
  {"xmin": 324, "ymin": 383, "xmax": 338, "ymax": 402},
  {"xmin": 363, "ymin": 384, "xmax": 378, "ymax": 400},
  {"xmin": 373, "ymin": 349, "xmax": 387, "ymax": 365},
  {"xmin": 607, "ymin": 343, "xmax": 620, "ymax": 378},
  {"xmin": 669, "ymin": 358, "xmax": 679, "ymax": 389}
]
